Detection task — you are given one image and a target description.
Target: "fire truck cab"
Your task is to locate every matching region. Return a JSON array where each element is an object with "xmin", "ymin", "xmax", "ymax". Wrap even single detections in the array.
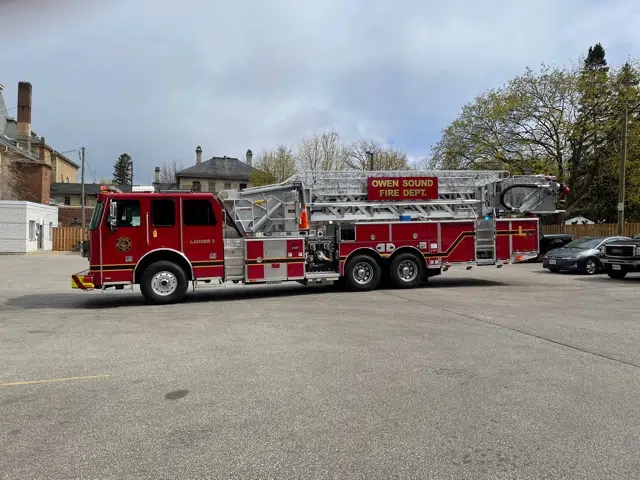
[{"xmin": 71, "ymin": 170, "xmax": 568, "ymax": 304}]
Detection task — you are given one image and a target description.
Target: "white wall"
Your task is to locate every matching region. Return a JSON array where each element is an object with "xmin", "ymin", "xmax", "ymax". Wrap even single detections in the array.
[{"xmin": 0, "ymin": 201, "xmax": 58, "ymax": 253}]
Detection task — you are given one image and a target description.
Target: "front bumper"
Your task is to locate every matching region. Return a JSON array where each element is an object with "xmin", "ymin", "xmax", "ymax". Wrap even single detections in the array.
[
  {"xmin": 71, "ymin": 270, "xmax": 95, "ymax": 290},
  {"xmin": 542, "ymin": 257, "xmax": 582, "ymax": 270},
  {"xmin": 600, "ymin": 257, "xmax": 640, "ymax": 267},
  {"xmin": 512, "ymin": 251, "xmax": 539, "ymax": 263}
]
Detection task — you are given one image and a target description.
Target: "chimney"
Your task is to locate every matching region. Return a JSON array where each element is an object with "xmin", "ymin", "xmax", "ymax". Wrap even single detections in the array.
[
  {"xmin": 154, "ymin": 166, "xmax": 160, "ymax": 184},
  {"xmin": 38, "ymin": 136, "xmax": 46, "ymax": 162},
  {"xmin": 246, "ymin": 149, "xmax": 253, "ymax": 167},
  {"xmin": 196, "ymin": 145, "xmax": 202, "ymax": 164},
  {"xmin": 16, "ymin": 81, "xmax": 32, "ymax": 151}
]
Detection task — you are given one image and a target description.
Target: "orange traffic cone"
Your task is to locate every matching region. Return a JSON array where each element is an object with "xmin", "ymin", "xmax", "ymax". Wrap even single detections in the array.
[{"xmin": 299, "ymin": 204, "xmax": 309, "ymax": 230}]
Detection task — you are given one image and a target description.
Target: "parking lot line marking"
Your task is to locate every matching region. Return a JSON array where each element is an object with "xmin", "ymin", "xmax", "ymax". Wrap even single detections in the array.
[{"xmin": 0, "ymin": 374, "xmax": 110, "ymax": 387}]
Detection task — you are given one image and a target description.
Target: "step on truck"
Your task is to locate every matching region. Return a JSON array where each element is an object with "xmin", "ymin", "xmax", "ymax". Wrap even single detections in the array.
[{"xmin": 71, "ymin": 170, "xmax": 569, "ymax": 304}]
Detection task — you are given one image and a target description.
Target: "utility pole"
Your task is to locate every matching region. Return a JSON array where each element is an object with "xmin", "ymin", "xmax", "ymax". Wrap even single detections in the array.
[
  {"xmin": 130, "ymin": 158, "xmax": 134, "ymax": 190},
  {"xmin": 81, "ymin": 146, "xmax": 86, "ymax": 228},
  {"xmin": 366, "ymin": 150, "xmax": 374, "ymax": 170},
  {"xmin": 617, "ymin": 107, "xmax": 628, "ymax": 235}
]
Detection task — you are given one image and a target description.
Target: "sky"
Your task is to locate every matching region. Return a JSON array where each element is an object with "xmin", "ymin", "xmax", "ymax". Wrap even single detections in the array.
[{"xmin": 1, "ymin": 0, "xmax": 639, "ymax": 183}]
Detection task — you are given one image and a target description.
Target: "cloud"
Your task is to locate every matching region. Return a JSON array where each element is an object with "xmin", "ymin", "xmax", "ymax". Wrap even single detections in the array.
[{"xmin": 1, "ymin": 0, "xmax": 639, "ymax": 182}]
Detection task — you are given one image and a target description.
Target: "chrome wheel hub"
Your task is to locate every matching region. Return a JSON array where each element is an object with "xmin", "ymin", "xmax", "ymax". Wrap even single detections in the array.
[
  {"xmin": 151, "ymin": 271, "xmax": 178, "ymax": 296},
  {"xmin": 353, "ymin": 262, "xmax": 373, "ymax": 285},
  {"xmin": 586, "ymin": 260, "xmax": 597, "ymax": 274},
  {"xmin": 398, "ymin": 260, "xmax": 418, "ymax": 282}
]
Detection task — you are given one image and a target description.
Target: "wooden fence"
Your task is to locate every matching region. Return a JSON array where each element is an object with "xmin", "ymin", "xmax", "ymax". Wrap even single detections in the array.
[
  {"xmin": 542, "ymin": 222, "xmax": 640, "ymax": 238},
  {"xmin": 53, "ymin": 227, "xmax": 87, "ymax": 251}
]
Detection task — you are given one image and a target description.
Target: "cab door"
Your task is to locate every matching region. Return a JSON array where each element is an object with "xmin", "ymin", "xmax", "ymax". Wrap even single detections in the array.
[
  {"xmin": 98, "ymin": 197, "xmax": 147, "ymax": 283},
  {"xmin": 148, "ymin": 197, "xmax": 180, "ymax": 252},
  {"xmin": 181, "ymin": 197, "xmax": 224, "ymax": 279}
]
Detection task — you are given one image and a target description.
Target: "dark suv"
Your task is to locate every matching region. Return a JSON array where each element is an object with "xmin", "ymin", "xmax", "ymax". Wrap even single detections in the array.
[{"xmin": 600, "ymin": 235, "xmax": 640, "ymax": 278}]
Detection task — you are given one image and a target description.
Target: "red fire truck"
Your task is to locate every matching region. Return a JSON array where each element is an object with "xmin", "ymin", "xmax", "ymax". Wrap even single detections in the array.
[{"xmin": 71, "ymin": 170, "xmax": 568, "ymax": 304}]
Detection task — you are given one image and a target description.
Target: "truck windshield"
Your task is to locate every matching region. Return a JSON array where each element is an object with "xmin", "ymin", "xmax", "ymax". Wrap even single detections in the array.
[{"xmin": 88, "ymin": 201, "xmax": 104, "ymax": 231}]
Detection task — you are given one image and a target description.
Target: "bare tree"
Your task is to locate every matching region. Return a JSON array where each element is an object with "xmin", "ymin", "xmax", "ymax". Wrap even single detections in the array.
[
  {"xmin": 0, "ymin": 152, "xmax": 27, "ymax": 200},
  {"xmin": 296, "ymin": 131, "xmax": 348, "ymax": 172},
  {"xmin": 159, "ymin": 160, "xmax": 183, "ymax": 183},
  {"xmin": 346, "ymin": 138, "xmax": 411, "ymax": 171},
  {"xmin": 250, "ymin": 145, "xmax": 297, "ymax": 186}
]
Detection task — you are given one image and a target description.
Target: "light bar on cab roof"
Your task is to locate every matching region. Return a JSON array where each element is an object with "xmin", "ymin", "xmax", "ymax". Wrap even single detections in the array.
[{"xmin": 100, "ymin": 185, "xmax": 123, "ymax": 193}]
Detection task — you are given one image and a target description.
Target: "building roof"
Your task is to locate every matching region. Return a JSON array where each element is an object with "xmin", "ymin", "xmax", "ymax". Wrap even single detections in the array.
[
  {"xmin": 176, "ymin": 156, "xmax": 259, "ymax": 180},
  {"xmin": 152, "ymin": 182, "xmax": 179, "ymax": 191},
  {"xmin": 2, "ymin": 118, "xmax": 80, "ymax": 169},
  {"xmin": 0, "ymin": 134, "xmax": 40, "ymax": 163},
  {"xmin": 51, "ymin": 183, "xmax": 132, "ymax": 196}
]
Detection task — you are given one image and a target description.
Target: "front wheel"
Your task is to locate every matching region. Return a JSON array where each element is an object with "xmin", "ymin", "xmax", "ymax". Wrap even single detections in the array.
[
  {"xmin": 140, "ymin": 260, "xmax": 189, "ymax": 304},
  {"xmin": 583, "ymin": 257, "xmax": 599, "ymax": 275},
  {"xmin": 344, "ymin": 254, "xmax": 382, "ymax": 291},
  {"xmin": 389, "ymin": 252, "xmax": 425, "ymax": 289},
  {"xmin": 607, "ymin": 267, "xmax": 628, "ymax": 279}
]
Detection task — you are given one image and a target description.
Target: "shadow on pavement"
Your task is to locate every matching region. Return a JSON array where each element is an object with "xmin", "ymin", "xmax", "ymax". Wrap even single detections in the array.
[{"xmin": 4, "ymin": 277, "xmax": 505, "ymax": 310}]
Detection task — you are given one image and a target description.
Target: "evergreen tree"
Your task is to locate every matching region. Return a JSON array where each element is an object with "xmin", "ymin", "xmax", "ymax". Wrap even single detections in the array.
[{"xmin": 113, "ymin": 153, "xmax": 132, "ymax": 186}]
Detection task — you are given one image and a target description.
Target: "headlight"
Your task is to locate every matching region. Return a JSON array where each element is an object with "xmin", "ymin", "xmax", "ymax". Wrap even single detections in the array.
[{"xmin": 635, "ymin": 246, "xmax": 640, "ymax": 256}]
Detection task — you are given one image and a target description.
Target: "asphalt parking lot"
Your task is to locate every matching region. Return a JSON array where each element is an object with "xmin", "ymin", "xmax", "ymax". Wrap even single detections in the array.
[{"xmin": 1, "ymin": 254, "xmax": 640, "ymax": 479}]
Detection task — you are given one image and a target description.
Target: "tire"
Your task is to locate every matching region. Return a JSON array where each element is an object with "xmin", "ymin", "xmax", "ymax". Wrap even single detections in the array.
[
  {"xmin": 607, "ymin": 268, "xmax": 628, "ymax": 279},
  {"xmin": 344, "ymin": 254, "xmax": 382, "ymax": 291},
  {"xmin": 139, "ymin": 260, "xmax": 189, "ymax": 304},
  {"xmin": 583, "ymin": 257, "xmax": 599, "ymax": 275},
  {"xmin": 548, "ymin": 268, "xmax": 560, "ymax": 273},
  {"xmin": 389, "ymin": 252, "xmax": 425, "ymax": 289}
]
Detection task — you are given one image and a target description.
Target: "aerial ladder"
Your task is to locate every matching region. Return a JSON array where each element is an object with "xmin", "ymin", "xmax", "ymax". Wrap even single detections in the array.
[{"xmin": 218, "ymin": 169, "xmax": 569, "ymax": 236}]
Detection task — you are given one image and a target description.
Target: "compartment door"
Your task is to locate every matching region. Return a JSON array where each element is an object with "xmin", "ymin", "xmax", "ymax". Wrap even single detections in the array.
[{"xmin": 287, "ymin": 239, "xmax": 305, "ymax": 280}]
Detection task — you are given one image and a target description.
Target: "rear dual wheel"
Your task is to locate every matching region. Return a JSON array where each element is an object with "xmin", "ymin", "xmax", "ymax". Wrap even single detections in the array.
[
  {"xmin": 344, "ymin": 252, "xmax": 425, "ymax": 292},
  {"xmin": 344, "ymin": 254, "xmax": 382, "ymax": 291},
  {"xmin": 389, "ymin": 252, "xmax": 425, "ymax": 289}
]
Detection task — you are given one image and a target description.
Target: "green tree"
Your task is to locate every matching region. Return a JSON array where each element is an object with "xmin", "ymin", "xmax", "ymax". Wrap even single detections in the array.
[
  {"xmin": 112, "ymin": 153, "xmax": 132, "ymax": 186},
  {"xmin": 249, "ymin": 145, "xmax": 297, "ymax": 186},
  {"xmin": 429, "ymin": 53, "xmax": 640, "ymax": 218}
]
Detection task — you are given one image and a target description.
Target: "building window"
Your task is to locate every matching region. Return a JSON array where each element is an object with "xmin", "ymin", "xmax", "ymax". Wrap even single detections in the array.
[
  {"xmin": 29, "ymin": 221, "xmax": 36, "ymax": 240},
  {"xmin": 192, "ymin": 181, "xmax": 201, "ymax": 192},
  {"xmin": 239, "ymin": 183, "xmax": 247, "ymax": 190},
  {"xmin": 112, "ymin": 200, "xmax": 141, "ymax": 227},
  {"xmin": 183, "ymin": 199, "xmax": 216, "ymax": 226},
  {"xmin": 152, "ymin": 199, "xmax": 175, "ymax": 227},
  {"xmin": 64, "ymin": 196, "xmax": 71, "ymax": 205},
  {"xmin": 224, "ymin": 182, "xmax": 232, "ymax": 190}
]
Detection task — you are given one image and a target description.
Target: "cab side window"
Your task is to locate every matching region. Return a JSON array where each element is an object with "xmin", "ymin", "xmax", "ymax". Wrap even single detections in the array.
[
  {"xmin": 152, "ymin": 199, "xmax": 175, "ymax": 227},
  {"xmin": 183, "ymin": 199, "xmax": 216, "ymax": 226},
  {"xmin": 114, "ymin": 200, "xmax": 141, "ymax": 227}
]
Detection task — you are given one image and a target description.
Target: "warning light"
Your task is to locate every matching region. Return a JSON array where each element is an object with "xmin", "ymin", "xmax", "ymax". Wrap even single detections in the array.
[{"xmin": 484, "ymin": 215, "xmax": 491, "ymax": 221}]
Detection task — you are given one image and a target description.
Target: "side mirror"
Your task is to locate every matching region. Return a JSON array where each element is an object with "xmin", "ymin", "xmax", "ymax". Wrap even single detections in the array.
[{"xmin": 109, "ymin": 201, "xmax": 118, "ymax": 231}]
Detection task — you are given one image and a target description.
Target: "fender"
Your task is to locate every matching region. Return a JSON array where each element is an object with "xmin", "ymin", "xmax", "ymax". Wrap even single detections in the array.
[{"xmin": 133, "ymin": 248, "xmax": 194, "ymax": 281}]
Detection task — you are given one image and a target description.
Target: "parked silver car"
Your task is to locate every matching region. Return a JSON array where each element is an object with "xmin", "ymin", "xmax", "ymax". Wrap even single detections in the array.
[{"xmin": 542, "ymin": 236, "xmax": 631, "ymax": 274}]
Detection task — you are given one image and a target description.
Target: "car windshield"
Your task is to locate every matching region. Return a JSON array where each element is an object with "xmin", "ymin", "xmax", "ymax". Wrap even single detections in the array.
[{"xmin": 564, "ymin": 237, "xmax": 605, "ymax": 249}]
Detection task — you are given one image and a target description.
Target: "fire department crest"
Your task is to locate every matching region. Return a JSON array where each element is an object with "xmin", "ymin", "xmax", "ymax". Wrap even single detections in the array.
[{"xmin": 115, "ymin": 236, "xmax": 132, "ymax": 252}]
